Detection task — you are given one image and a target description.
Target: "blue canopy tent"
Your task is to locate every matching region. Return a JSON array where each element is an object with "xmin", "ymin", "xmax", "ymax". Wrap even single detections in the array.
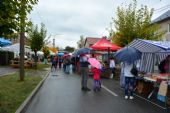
[
  {"xmin": 128, "ymin": 39, "xmax": 170, "ymax": 72},
  {"xmin": 0, "ymin": 37, "xmax": 12, "ymax": 47}
]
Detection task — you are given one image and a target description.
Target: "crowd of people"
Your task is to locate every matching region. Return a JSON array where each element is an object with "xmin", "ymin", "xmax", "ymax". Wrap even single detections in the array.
[
  {"xmin": 50, "ymin": 53, "xmax": 170, "ymax": 100},
  {"xmin": 50, "ymin": 54, "xmax": 116, "ymax": 92}
]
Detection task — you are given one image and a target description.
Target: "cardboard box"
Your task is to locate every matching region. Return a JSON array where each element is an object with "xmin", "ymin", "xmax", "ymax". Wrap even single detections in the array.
[{"xmin": 136, "ymin": 81, "xmax": 153, "ymax": 96}]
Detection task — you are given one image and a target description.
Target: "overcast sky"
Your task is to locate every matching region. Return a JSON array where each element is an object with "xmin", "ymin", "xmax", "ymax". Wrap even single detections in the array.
[{"xmin": 29, "ymin": 0, "xmax": 170, "ymax": 48}]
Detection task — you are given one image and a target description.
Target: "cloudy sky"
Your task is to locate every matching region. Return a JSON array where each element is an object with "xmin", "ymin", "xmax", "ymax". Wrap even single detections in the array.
[{"xmin": 29, "ymin": 0, "xmax": 170, "ymax": 48}]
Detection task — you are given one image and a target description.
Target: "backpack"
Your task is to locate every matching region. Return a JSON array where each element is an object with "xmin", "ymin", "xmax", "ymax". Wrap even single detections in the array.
[{"xmin": 130, "ymin": 64, "xmax": 138, "ymax": 76}]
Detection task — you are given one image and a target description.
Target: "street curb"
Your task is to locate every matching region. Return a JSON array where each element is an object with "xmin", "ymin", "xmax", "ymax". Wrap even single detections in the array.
[
  {"xmin": 0, "ymin": 72, "xmax": 16, "ymax": 77},
  {"xmin": 15, "ymin": 70, "xmax": 51, "ymax": 113}
]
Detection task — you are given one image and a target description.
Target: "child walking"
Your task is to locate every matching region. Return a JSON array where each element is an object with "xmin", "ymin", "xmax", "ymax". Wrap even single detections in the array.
[{"xmin": 91, "ymin": 67, "xmax": 101, "ymax": 91}]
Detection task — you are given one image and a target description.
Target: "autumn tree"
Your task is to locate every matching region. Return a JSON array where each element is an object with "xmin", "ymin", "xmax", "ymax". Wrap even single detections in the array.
[
  {"xmin": 112, "ymin": 0, "xmax": 164, "ymax": 47},
  {"xmin": 42, "ymin": 46, "xmax": 50, "ymax": 64}
]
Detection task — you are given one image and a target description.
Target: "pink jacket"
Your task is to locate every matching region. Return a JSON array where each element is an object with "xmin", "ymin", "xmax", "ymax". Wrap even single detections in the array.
[{"xmin": 91, "ymin": 68, "xmax": 101, "ymax": 80}]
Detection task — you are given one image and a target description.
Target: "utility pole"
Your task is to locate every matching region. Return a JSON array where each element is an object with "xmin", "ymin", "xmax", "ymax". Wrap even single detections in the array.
[{"xmin": 53, "ymin": 38, "xmax": 55, "ymax": 48}]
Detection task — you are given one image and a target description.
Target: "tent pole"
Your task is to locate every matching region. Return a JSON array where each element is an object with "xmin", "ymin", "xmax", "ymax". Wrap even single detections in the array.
[{"xmin": 108, "ymin": 47, "xmax": 110, "ymax": 66}]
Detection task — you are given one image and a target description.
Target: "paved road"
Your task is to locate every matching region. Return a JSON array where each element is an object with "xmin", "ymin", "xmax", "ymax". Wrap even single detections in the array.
[
  {"xmin": 0, "ymin": 66, "xmax": 18, "ymax": 77},
  {"xmin": 25, "ymin": 69, "xmax": 169, "ymax": 113}
]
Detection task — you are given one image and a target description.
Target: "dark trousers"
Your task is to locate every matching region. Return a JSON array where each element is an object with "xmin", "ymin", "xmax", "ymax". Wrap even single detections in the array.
[
  {"xmin": 125, "ymin": 77, "xmax": 135, "ymax": 96},
  {"xmin": 80, "ymin": 67, "xmax": 88, "ymax": 88}
]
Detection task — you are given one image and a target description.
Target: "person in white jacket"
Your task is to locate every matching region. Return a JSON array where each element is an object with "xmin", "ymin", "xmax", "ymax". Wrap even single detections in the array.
[
  {"xmin": 109, "ymin": 57, "xmax": 115, "ymax": 78},
  {"xmin": 123, "ymin": 62, "xmax": 135, "ymax": 99}
]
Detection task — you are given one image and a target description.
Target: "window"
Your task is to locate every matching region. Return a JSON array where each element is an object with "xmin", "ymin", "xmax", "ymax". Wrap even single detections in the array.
[{"xmin": 168, "ymin": 23, "xmax": 170, "ymax": 33}]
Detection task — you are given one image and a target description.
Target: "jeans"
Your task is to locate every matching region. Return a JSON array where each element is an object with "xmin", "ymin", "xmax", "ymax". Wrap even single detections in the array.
[
  {"xmin": 93, "ymin": 80, "xmax": 101, "ymax": 90},
  {"xmin": 125, "ymin": 77, "xmax": 135, "ymax": 96},
  {"xmin": 65, "ymin": 65, "xmax": 70, "ymax": 74}
]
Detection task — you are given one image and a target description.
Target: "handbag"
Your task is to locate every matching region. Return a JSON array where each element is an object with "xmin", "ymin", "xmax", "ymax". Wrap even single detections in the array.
[{"xmin": 130, "ymin": 63, "xmax": 138, "ymax": 76}]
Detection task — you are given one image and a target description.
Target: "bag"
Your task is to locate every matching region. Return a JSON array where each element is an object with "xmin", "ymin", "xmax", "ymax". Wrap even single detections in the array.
[
  {"xmin": 130, "ymin": 64, "xmax": 138, "ymax": 76},
  {"xmin": 158, "ymin": 81, "xmax": 168, "ymax": 96}
]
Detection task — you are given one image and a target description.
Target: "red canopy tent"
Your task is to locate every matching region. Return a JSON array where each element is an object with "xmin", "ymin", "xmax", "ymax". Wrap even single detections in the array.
[
  {"xmin": 90, "ymin": 37, "xmax": 121, "ymax": 63},
  {"xmin": 90, "ymin": 37, "xmax": 121, "ymax": 51}
]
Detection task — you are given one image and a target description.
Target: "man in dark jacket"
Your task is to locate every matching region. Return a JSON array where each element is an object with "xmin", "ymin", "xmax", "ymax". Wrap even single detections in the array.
[{"xmin": 80, "ymin": 54, "xmax": 90, "ymax": 91}]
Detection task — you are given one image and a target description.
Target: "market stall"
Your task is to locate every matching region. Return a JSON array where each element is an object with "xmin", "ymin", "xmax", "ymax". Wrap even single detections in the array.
[
  {"xmin": 128, "ymin": 39, "xmax": 170, "ymax": 108},
  {"xmin": 90, "ymin": 37, "xmax": 121, "ymax": 78}
]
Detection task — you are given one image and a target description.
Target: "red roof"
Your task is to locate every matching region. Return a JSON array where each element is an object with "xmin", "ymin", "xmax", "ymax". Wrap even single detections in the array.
[{"xmin": 90, "ymin": 37, "xmax": 121, "ymax": 51}]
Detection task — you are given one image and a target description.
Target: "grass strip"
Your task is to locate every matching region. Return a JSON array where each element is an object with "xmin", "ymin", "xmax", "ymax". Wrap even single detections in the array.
[{"xmin": 0, "ymin": 64, "xmax": 50, "ymax": 113}]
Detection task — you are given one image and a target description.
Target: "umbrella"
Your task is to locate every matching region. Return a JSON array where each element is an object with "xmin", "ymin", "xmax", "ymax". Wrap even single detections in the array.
[
  {"xmin": 88, "ymin": 58, "xmax": 101, "ymax": 69},
  {"xmin": 62, "ymin": 54, "xmax": 71, "ymax": 58},
  {"xmin": 114, "ymin": 46, "xmax": 141, "ymax": 63},
  {"xmin": 76, "ymin": 47, "xmax": 91, "ymax": 55},
  {"xmin": 0, "ymin": 37, "xmax": 11, "ymax": 47},
  {"xmin": 57, "ymin": 52, "xmax": 64, "ymax": 56}
]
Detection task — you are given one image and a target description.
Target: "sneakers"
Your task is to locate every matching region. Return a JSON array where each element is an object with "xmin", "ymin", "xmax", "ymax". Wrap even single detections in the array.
[
  {"xmin": 129, "ymin": 96, "xmax": 134, "ymax": 100},
  {"xmin": 125, "ymin": 96, "xmax": 134, "ymax": 99},
  {"xmin": 125, "ymin": 96, "xmax": 128, "ymax": 99}
]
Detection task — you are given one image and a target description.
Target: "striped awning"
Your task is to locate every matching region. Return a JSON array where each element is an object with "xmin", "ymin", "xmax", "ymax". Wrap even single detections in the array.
[
  {"xmin": 129, "ymin": 39, "xmax": 170, "ymax": 53},
  {"xmin": 128, "ymin": 39, "xmax": 170, "ymax": 72}
]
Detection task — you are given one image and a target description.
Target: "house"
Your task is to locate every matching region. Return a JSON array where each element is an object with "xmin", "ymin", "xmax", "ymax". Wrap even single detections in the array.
[
  {"xmin": 84, "ymin": 37, "xmax": 101, "ymax": 48},
  {"xmin": 152, "ymin": 10, "xmax": 170, "ymax": 41}
]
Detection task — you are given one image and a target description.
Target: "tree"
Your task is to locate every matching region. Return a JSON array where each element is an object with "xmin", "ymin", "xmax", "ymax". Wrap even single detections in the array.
[
  {"xmin": 18, "ymin": 0, "xmax": 38, "ymax": 81},
  {"xmin": 112, "ymin": 0, "xmax": 164, "ymax": 47},
  {"xmin": 77, "ymin": 35, "xmax": 85, "ymax": 48},
  {"xmin": 64, "ymin": 46, "xmax": 75, "ymax": 52},
  {"xmin": 0, "ymin": 1, "xmax": 17, "ymax": 38},
  {"xmin": 0, "ymin": 0, "xmax": 38, "ymax": 81},
  {"xmin": 28, "ymin": 23, "xmax": 47, "ymax": 66},
  {"xmin": 0, "ymin": 1, "xmax": 38, "ymax": 39}
]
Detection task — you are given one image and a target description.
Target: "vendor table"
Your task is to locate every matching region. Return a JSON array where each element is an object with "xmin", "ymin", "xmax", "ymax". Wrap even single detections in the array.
[{"xmin": 135, "ymin": 73, "xmax": 170, "ymax": 107}]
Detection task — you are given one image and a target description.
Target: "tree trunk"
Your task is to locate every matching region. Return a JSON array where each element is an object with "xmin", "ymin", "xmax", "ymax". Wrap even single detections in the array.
[
  {"xmin": 19, "ymin": 1, "xmax": 25, "ymax": 81},
  {"xmin": 34, "ymin": 50, "xmax": 38, "ymax": 69}
]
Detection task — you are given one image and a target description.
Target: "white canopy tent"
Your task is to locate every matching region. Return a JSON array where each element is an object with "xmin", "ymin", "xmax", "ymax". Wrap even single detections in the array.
[
  {"xmin": 1, "ymin": 43, "xmax": 31, "ymax": 53},
  {"xmin": 1, "ymin": 43, "xmax": 32, "ymax": 58}
]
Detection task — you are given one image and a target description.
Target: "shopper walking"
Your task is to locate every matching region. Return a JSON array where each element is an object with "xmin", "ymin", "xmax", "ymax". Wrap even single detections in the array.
[
  {"xmin": 109, "ymin": 57, "xmax": 115, "ymax": 78},
  {"xmin": 123, "ymin": 62, "xmax": 135, "ymax": 99},
  {"xmin": 80, "ymin": 54, "xmax": 90, "ymax": 91}
]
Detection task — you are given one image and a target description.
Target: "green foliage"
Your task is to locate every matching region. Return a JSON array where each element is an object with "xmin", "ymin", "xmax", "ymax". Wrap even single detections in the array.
[
  {"xmin": 112, "ymin": 0, "xmax": 164, "ymax": 47},
  {"xmin": 28, "ymin": 23, "xmax": 47, "ymax": 52},
  {"xmin": 0, "ymin": 1, "xmax": 18, "ymax": 38},
  {"xmin": 0, "ymin": 0, "xmax": 38, "ymax": 38},
  {"xmin": 64, "ymin": 46, "xmax": 75, "ymax": 52}
]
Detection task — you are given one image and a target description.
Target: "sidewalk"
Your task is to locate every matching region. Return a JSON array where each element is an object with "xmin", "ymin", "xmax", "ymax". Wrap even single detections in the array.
[
  {"xmin": 24, "ymin": 69, "xmax": 169, "ymax": 113},
  {"xmin": 0, "ymin": 66, "xmax": 18, "ymax": 77}
]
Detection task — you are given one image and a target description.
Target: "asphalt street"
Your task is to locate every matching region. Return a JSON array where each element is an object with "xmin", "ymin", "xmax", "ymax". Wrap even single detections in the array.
[{"xmin": 24, "ymin": 69, "xmax": 169, "ymax": 113}]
